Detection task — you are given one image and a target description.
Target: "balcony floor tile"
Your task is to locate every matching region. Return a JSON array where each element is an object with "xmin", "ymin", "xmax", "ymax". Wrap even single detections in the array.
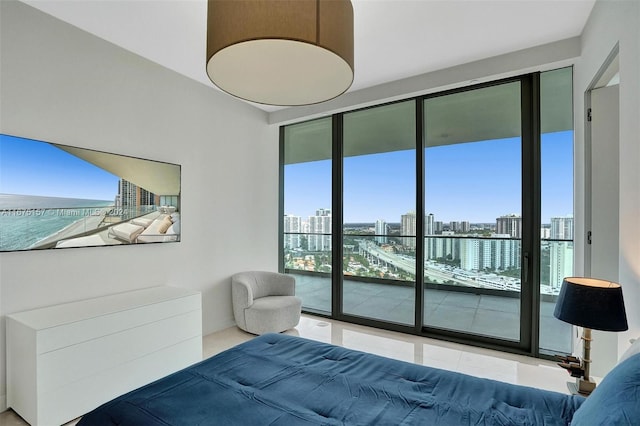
[{"xmin": 291, "ymin": 273, "xmax": 571, "ymax": 354}]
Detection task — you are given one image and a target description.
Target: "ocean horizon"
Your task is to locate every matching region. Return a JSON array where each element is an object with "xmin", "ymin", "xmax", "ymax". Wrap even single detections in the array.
[{"xmin": 0, "ymin": 194, "xmax": 114, "ymax": 251}]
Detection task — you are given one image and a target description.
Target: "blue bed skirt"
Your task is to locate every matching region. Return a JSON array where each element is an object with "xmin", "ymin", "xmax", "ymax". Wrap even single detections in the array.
[{"xmin": 78, "ymin": 333, "xmax": 584, "ymax": 425}]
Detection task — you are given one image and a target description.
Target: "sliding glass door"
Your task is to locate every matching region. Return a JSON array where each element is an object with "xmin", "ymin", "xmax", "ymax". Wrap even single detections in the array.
[
  {"xmin": 422, "ymin": 81, "xmax": 523, "ymax": 342},
  {"xmin": 280, "ymin": 68, "xmax": 574, "ymax": 357},
  {"xmin": 341, "ymin": 101, "xmax": 416, "ymax": 325}
]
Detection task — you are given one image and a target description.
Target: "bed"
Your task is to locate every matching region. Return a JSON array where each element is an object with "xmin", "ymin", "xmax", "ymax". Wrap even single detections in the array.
[{"xmin": 78, "ymin": 333, "xmax": 640, "ymax": 425}]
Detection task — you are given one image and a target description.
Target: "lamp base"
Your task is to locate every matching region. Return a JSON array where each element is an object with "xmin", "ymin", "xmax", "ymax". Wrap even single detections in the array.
[{"xmin": 567, "ymin": 378, "xmax": 596, "ymax": 396}]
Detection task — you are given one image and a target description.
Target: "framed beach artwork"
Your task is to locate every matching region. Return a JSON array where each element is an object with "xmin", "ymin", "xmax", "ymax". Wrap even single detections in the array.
[{"xmin": 0, "ymin": 134, "xmax": 181, "ymax": 252}]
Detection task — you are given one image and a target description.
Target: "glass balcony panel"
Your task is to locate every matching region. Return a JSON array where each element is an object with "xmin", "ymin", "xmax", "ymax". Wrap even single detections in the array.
[
  {"xmin": 0, "ymin": 204, "xmax": 159, "ymax": 250},
  {"xmin": 342, "ymin": 235, "xmax": 415, "ymax": 325},
  {"xmin": 423, "ymin": 235, "xmax": 521, "ymax": 341},
  {"xmin": 539, "ymin": 239, "xmax": 573, "ymax": 354},
  {"xmin": 284, "ymin": 232, "xmax": 332, "ymax": 313}
]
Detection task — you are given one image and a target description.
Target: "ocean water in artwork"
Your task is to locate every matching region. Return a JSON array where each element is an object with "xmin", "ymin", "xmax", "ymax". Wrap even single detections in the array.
[{"xmin": 0, "ymin": 194, "xmax": 113, "ymax": 251}]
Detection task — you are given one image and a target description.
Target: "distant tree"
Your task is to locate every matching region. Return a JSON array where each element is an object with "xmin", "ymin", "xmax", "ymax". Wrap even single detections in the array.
[{"xmin": 499, "ymin": 268, "xmax": 521, "ymax": 279}]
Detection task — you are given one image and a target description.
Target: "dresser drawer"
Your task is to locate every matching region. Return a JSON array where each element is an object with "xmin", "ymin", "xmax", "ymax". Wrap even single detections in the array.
[
  {"xmin": 6, "ymin": 286, "xmax": 203, "ymax": 426},
  {"xmin": 38, "ymin": 309, "xmax": 201, "ymax": 393},
  {"xmin": 39, "ymin": 336, "xmax": 203, "ymax": 426},
  {"xmin": 37, "ymin": 293, "xmax": 201, "ymax": 354}
]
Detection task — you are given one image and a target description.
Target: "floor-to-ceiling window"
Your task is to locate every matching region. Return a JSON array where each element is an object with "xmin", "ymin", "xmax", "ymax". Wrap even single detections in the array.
[
  {"xmin": 281, "ymin": 68, "xmax": 574, "ymax": 357},
  {"xmin": 539, "ymin": 67, "xmax": 574, "ymax": 355},
  {"xmin": 422, "ymin": 81, "xmax": 524, "ymax": 343},
  {"xmin": 342, "ymin": 101, "xmax": 416, "ymax": 325},
  {"xmin": 282, "ymin": 118, "xmax": 333, "ymax": 313}
]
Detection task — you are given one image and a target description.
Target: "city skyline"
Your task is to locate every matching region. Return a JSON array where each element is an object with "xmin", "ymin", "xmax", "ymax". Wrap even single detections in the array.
[
  {"xmin": 285, "ymin": 210, "xmax": 574, "ymax": 232},
  {"xmin": 284, "ymin": 210, "xmax": 574, "ymax": 292},
  {"xmin": 284, "ymin": 131, "xmax": 573, "ymax": 223}
]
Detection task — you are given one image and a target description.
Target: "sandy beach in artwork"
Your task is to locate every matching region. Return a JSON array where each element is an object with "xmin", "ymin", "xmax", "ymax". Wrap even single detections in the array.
[{"xmin": 30, "ymin": 207, "xmax": 112, "ymax": 248}]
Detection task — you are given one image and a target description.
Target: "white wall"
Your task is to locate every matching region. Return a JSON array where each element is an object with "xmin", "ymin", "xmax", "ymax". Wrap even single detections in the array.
[
  {"xmin": 574, "ymin": 0, "xmax": 640, "ymax": 369},
  {"xmin": 0, "ymin": 1, "xmax": 278, "ymax": 410}
]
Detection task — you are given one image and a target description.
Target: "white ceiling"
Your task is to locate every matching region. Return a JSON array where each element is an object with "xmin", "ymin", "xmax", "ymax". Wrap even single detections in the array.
[
  {"xmin": 55, "ymin": 144, "xmax": 181, "ymax": 196},
  {"xmin": 21, "ymin": 0, "xmax": 596, "ymax": 112}
]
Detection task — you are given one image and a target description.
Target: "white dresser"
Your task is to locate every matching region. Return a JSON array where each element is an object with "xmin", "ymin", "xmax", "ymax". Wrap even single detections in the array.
[{"xmin": 6, "ymin": 286, "xmax": 202, "ymax": 426}]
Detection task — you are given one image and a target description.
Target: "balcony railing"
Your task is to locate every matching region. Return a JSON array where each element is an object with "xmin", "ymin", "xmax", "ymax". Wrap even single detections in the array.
[
  {"xmin": 284, "ymin": 232, "xmax": 573, "ymax": 354},
  {"xmin": 0, "ymin": 205, "xmax": 159, "ymax": 250},
  {"xmin": 284, "ymin": 233, "xmax": 573, "ymax": 298}
]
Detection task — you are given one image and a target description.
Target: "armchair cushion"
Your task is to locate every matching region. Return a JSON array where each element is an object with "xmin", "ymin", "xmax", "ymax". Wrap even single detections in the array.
[{"xmin": 244, "ymin": 296, "xmax": 302, "ymax": 336}]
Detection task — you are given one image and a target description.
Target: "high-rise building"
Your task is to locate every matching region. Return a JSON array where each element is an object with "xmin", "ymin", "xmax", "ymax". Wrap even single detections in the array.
[
  {"xmin": 550, "ymin": 242, "xmax": 573, "ymax": 291},
  {"xmin": 496, "ymin": 214, "xmax": 522, "ymax": 238},
  {"xmin": 425, "ymin": 213, "xmax": 435, "ymax": 235},
  {"xmin": 283, "ymin": 215, "xmax": 302, "ymax": 249},
  {"xmin": 460, "ymin": 239, "xmax": 481, "ymax": 270},
  {"xmin": 424, "ymin": 213, "xmax": 435, "ymax": 258},
  {"xmin": 540, "ymin": 226, "xmax": 551, "ymax": 239},
  {"xmin": 308, "ymin": 208, "xmax": 331, "ymax": 251},
  {"xmin": 116, "ymin": 179, "xmax": 158, "ymax": 210},
  {"xmin": 549, "ymin": 215, "xmax": 574, "ymax": 291},
  {"xmin": 550, "ymin": 215, "xmax": 573, "ymax": 239},
  {"xmin": 116, "ymin": 180, "xmax": 134, "ymax": 208},
  {"xmin": 401, "ymin": 211, "xmax": 416, "ymax": 248},
  {"xmin": 375, "ymin": 219, "xmax": 388, "ymax": 244},
  {"xmin": 460, "ymin": 234, "xmax": 520, "ymax": 272},
  {"xmin": 491, "ymin": 234, "xmax": 521, "ymax": 270},
  {"xmin": 432, "ymin": 231, "xmax": 458, "ymax": 261},
  {"xmin": 138, "ymin": 188, "xmax": 156, "ymax": 206},
  {"xmin": 460, "ymin": 221, "xmax": 470, "ymax": 233},
  {"xmin": 450, "ymin": 221, "xmax": 470, "ymax": 233},
  {"xmin": 434, "ymin": 221, "xmax": 444, "ymax": 234}
]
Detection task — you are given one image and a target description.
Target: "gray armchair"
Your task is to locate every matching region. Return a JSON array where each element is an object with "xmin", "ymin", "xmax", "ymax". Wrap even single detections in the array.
[{"xmin": 231, "ymin": 271, "xmax": 302, "ymax": 335}]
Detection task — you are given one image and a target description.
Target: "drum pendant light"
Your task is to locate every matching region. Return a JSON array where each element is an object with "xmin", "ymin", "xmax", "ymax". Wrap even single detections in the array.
[{"xmin": 206, "ymin": 0, "xmax": 354, "ymax": 106}]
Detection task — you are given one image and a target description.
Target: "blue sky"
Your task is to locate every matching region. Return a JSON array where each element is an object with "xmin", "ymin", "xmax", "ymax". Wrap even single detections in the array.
[
  {"xmin": 285, "ymin": 131, "xmax": 573, "ymax": 224},
  {"xmin": 2, "ymin": 131, "xmax": 573, "ymax": 222},
  {"xmin": 0, "ymin": 135, "xmax": 119, "ymax": 200}
]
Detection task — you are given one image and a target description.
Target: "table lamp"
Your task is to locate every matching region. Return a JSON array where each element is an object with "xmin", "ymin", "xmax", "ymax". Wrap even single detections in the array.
[{"xmin": 553, "ymin": 277, "xmax": 628, "ymax": 395}]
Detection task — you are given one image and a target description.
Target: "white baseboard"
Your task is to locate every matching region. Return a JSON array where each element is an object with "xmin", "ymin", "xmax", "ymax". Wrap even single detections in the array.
[{"xmin": 0, "ymin": 393, "xmax": 7, "ymax": 412}]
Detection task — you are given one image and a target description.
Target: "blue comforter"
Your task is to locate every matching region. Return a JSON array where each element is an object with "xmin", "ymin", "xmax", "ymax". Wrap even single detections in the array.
[{"xmin": 78, "ymin": 334, "xmax": 584, "ymax": 425}]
